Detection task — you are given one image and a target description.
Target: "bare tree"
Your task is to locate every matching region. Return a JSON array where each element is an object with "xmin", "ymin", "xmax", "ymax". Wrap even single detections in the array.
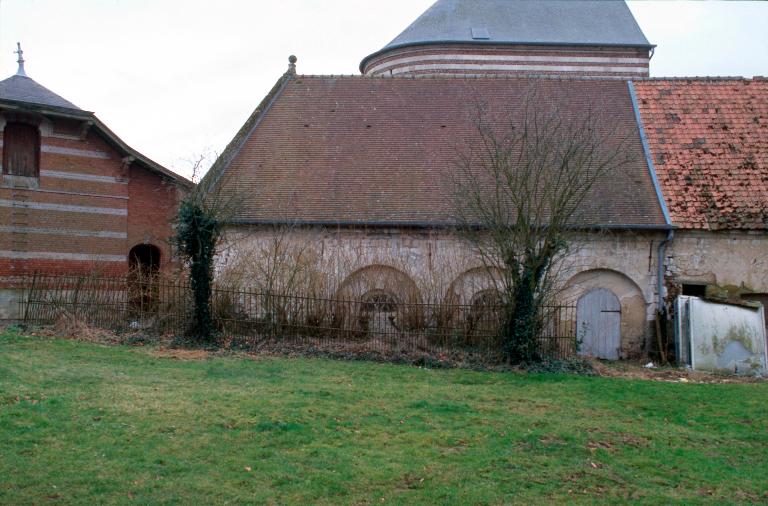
[{"xmin": 453, "ymin": 90, "xmax": 634, "ymax": 363}]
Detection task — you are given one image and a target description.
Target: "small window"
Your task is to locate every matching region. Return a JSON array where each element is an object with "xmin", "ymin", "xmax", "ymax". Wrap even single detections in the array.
[
  {"xmin": 2, "ymin": 122, "xmax": 40, "ymax": 178},
  {"xmin": 682, "ymin": 284, "xmax": 707, "ymax": 297}
]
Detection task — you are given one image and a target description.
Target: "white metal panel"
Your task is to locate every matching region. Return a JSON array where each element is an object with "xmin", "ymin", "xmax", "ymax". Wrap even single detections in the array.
[{"xmin": 683, "ymin": 297, "xmax": 767, "ymax": 375}]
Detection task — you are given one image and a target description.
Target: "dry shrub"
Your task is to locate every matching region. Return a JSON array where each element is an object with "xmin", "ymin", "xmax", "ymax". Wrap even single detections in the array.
[{"xmin": 51, "ymin": 312, "xmax": 119, "ymax": 344}]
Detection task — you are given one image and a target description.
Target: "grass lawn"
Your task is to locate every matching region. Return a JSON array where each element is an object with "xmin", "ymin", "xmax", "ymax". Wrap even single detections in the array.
[{"xmin": 1, "ymin": 329, "xmax": 767, "ymax": 505}]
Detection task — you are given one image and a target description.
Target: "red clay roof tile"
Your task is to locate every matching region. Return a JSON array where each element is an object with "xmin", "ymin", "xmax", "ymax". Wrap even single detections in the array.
[{"xmin": 634, "ymin": 78, "xmax": 768, "ymax": 230}]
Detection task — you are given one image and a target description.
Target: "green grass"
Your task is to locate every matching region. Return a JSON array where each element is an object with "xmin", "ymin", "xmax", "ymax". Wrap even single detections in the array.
[{"xmin": 1, "ymin": 329, "xmax": 767, "ymax": 505}]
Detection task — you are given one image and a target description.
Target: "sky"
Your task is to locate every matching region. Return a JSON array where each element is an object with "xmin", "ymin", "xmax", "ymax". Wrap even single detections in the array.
[{"xmin": 0, "ymin": 0, "xmax": 766, "ymax": 180}]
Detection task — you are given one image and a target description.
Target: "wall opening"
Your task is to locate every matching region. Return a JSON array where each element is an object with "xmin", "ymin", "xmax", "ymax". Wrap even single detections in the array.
[
  {"xmin": 128, "ymin": 244, "xmax": 161, "ymax": 313},
  {"xmin": 681, "ymin": 283, "xmax": 707, "ymax": 297}
]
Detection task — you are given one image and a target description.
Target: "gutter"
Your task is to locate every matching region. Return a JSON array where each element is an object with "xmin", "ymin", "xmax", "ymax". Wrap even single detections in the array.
[
  {"xmin": 225, "ymin": 218, "xmax": 673, "ymax": 232},
  {"xmin": 628, "ymin": 80, "xmax": 675, "ymax": 337}
]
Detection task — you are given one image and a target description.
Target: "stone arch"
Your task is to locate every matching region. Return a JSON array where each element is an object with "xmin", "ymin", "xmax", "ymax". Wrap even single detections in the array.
[
  {"xmin": 563, "ymin": 268, "xmax": 647, "ymax": 358},
  {"xmin": 445, "ymin": 266, "xmax": 503, "ymax": 306},
  {"xmin": 337, "ymin": 264, "xmax": 420, "ymax": 303},
  {"xmin": 336, "ymin": 265, "xmax": 422, "ymax": 334},
  {"xmin": 436, "ymin": 268, "xmax": 505, "ymax": 347}
]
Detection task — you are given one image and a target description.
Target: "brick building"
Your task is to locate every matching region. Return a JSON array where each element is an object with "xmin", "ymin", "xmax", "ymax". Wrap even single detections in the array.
[
  {"xmin": 0, "ymin": 46, "xmax": 191, "ymax": 318},
  {"xmin": 211, "ymin": 0, "xmax": 767, "ymax": 359}
]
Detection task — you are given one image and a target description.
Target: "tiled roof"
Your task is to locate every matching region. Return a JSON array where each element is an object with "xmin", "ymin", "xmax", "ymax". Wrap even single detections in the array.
[
  {"xmin": 634, "ymin": 78, "xmax": 768, "ymax": 230},
  {"xmin": 0, "ymin": 71, "xmax": 192, "ymax": 187},
  {"xmin": 213, "ymin": 75, "xmax": 666, "ymax": 228}
]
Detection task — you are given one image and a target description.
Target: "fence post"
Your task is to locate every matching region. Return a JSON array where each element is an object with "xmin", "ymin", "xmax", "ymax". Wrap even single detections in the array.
[{"xmin": 22, "ymin": 272, "xmax": 37, "ymax": 323}]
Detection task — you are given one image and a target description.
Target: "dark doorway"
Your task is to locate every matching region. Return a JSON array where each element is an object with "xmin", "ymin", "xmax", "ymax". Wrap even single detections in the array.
[{"xmin": 128, "ymin": 244, "xmax": 161, "ymax": 313}]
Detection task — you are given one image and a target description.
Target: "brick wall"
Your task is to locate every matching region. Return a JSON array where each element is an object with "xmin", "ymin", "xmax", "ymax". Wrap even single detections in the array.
[
  {"xmin": 0, "ymin": 114, "xmax": 180, "ymax": 281},
  {"xmin": 127, "ymin": 164, "xmax": 179, "ymax": 270}
]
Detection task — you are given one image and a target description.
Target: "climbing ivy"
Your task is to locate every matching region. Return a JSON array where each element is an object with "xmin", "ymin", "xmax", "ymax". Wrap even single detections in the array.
[{"xmin": 174, "ymin": 197, "xmax": 222, "ymax": 342}]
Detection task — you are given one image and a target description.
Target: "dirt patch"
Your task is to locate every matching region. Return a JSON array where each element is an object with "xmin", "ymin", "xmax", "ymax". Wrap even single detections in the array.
[
  {"xmin": 150, "ymin": 348, "xmax": 212, "ymax": 361},
  {"xmin": 589, "ymin": 359, "xmax": 765, "ymax": 384}
]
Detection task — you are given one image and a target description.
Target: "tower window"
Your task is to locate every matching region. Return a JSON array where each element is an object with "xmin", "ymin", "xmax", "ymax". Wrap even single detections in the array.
[{"xmin": 3, "ymin": 122, "xmax": 40, "ymax": 178}]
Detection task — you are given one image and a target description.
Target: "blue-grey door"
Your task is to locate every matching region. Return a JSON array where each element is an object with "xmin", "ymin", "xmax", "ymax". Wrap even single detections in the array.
[{"xmin": 577, "ymin": 288, "xmax": 621, "ymax": 360}]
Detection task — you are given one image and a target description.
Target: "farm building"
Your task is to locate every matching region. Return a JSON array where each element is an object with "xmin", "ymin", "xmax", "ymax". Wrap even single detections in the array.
[
  {"xmin": 0, "ymin": 45, "xmax": 192, "ymax": 318},
  {"xmin": 207, "ymin": 0, "xmax": 768, "ymax": 359}
]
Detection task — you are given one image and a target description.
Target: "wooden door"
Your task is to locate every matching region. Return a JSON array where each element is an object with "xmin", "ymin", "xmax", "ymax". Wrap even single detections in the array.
[{"xmin": 577, "ymin": 288, "xmax": 621, "ymax": 360}]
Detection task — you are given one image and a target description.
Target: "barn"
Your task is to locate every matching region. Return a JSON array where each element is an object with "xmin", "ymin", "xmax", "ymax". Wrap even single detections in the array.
[{"xmin": 206, "ymin": 0, "xmax": 768, "ymax": 359}]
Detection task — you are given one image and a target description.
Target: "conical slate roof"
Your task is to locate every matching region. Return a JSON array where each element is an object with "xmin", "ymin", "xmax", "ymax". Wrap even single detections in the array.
[
  {"xmin": 0, "ymin": 73, "xmax": 81, "ymax": 111},
  {"xmin": 361, "ymin": 0, "xmax": 652, "ymax": 71}
]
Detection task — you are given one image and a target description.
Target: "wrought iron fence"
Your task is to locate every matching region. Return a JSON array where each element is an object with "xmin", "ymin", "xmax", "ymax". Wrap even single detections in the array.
[{"xmin": 20, "ymin": 274, "xmax": 578, "ymax": 360}]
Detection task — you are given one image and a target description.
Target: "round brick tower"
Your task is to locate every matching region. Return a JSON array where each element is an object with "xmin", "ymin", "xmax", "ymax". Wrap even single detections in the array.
[{"xmin": 360, "ymin": 0, "xmax": 654, "ymax": 78}]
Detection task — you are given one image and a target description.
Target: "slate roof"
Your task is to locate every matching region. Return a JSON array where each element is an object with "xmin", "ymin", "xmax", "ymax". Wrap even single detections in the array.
[
  {"xmin": 361, "ymin": 0, "xmax": 652, "ymax": 71},
  {"xmin": 211, "ymin": 75, "xmax": 666, "ymax": 228},
  {"xmin": 0, "ymin": 71, "xmax": 192, "ymax": 187},
  {"xmin": 0, "ymin": 74, "xmax": 82, "ymax": 111},
  {"xmin": 634, "ymin": 78, "xmax": 768, "ymax": 230}
]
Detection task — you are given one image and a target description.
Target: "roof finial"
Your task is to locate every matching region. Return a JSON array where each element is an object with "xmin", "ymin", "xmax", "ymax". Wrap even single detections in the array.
[
  {"xmin": 14, "ymin": 42, "xmax": 27, "ymax": 77},
  {"xmin": 288, "ymin": 55, "xmax": 297, "ymax": 75}
]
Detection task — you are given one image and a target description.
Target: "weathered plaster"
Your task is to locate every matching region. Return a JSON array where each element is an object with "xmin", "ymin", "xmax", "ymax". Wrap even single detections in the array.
[
  {"xmin": 219, "ymin": 226, "xmax": 666, "ymax": 356},
  {"xmin": 666, "ymin": 230, "xmax": 768, "ymax": 294}
]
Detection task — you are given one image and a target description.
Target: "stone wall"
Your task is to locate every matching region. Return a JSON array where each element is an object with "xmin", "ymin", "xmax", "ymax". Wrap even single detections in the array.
[
  {"xmin": 665, "ymin": 230, "xmax": 768, "ymax": 298},
  {"xmin": 219, "ymin": 226, "xmax": 667, "ymax": 358}
]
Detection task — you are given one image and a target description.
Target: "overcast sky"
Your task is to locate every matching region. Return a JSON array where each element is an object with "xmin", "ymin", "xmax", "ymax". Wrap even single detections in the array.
[{"xmin": 0, "ymin": 0, "xmax": 766, "ymax": 179}]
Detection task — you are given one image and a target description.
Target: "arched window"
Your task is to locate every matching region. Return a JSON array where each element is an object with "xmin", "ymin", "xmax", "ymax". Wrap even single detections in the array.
[
  {"xmin": 361, "ymin": 289, "xmax": 399, "ymax": 312},
  {"xmin": 3, "ymin": 122, "xmax": 40, "ymax": 178}
]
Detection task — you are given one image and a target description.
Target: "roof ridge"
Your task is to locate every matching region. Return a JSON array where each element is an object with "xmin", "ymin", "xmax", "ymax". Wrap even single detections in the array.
[{"xmin": 632, "ymin": 76, "xmax": 766, "ymax": 82}]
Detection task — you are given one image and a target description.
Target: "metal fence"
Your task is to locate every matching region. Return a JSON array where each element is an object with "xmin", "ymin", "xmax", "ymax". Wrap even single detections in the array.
[{"xmin": 20, "ymin": 274, "xmax": 578, "ymax": 360}]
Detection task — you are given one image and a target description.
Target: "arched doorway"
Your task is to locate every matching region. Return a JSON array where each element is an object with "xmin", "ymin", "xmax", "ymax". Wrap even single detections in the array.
[
  {"xmin": 577, "ymin": 288, "xmax": 621, "ymax": 360},
  {"xmin": 128, "ymin": 244, "xmax": 161, "ymax": 313}
]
